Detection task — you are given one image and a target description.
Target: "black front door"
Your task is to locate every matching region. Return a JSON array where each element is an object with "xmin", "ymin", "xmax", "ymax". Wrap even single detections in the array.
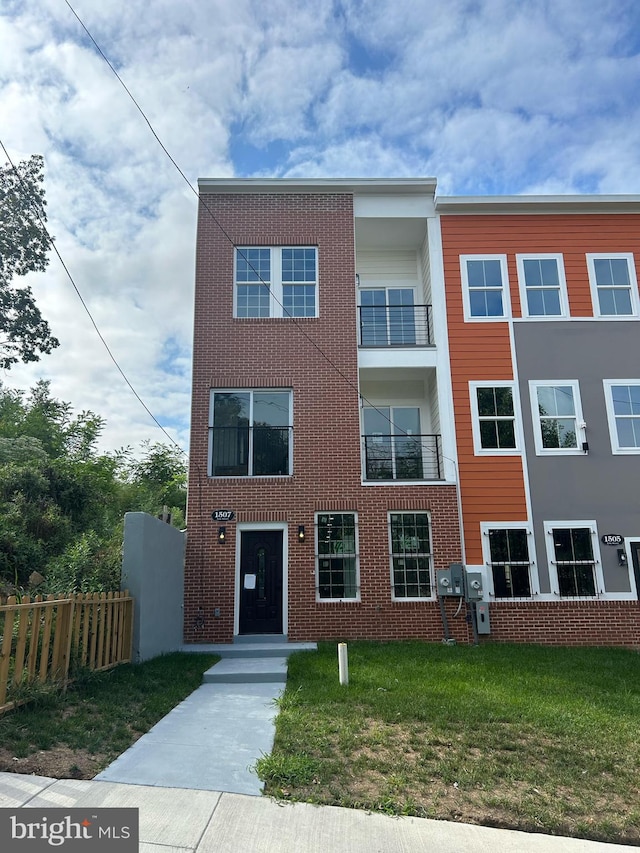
[
  {"xmin": 239, "ymin": 530, "xmax": 283, "ymax": 635},
  {"xmin": 631, "ymin": 542, "xmax": 640, "ymax": 599}
]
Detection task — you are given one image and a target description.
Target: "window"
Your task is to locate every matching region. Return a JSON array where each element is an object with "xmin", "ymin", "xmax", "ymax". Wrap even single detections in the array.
[
  {"xmin": 604, "ymin": 380, "xmax": 640, "ymax": 453},
  {"xmin": 209, "ymin": 390, "xmax": 292, "ymax": 476},
  {"xmin": 486, "ymin": 528, "xmax": 532, "ymax": 598},
  {"xmin": 389, "ymin": 513, "xmax": 433, "ymax": 599},
  {"xmin": 235, "ymin": 247, "xmax": 317, "ymax": 318},
  {"xmin": 360, "ymin": 288, "xmax": 417, "ymax": 345},
  {"xmin": 316, "ymin": 513, "xmax": 359, "ymax": 600},
  {"xmin": 587, "ymin": 254, "xmax": 639, "ymax": 317},
  {"xmin": 516, "ymin": 254, "xmax": 568, "ymax": 318},
  {"xmin": 461, "ymin": 255, "xmax": 509, "ymax": 320},
  {"xmin": 470, "ymin": 383, "xmax": 519, "ymax": 454},
  {"xmin": 362, "ymin": 407, "xmax": 435, "ymax": 480},
  {"xmin": 529, "ymin": 381, "xmax": 584, "ymax": 455},
  {"xmin": 545, "ymin": 523, "xmax": 599, "ymax": 597}
]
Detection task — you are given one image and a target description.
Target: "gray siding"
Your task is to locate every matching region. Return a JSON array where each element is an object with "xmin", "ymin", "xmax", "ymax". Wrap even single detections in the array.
[{"xmin": 514, "ymin": 320, "xmax": 639, "ymax": 595}]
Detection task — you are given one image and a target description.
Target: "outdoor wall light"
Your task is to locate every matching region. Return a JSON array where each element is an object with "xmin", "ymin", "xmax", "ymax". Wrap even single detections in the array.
[
  {"xmin": 298, "ymin": 525, "xmax": 306, "ymax": 543},
  {"xmin": 618, "ymin": 548, "xmax": 627, "ymax": 566},
  {"xmin": 218, "ymin": 526, "xmax": 226, "ymax": 544}
]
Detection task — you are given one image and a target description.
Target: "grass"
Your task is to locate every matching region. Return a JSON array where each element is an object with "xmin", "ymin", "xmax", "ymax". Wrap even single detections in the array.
[
  {"xmin": 256, "ymin": 641, "xmax": 640, "ymax": 845},
  {"xmin": 0, "ymin": 652, "xmax": 219, "ymax": 771}
]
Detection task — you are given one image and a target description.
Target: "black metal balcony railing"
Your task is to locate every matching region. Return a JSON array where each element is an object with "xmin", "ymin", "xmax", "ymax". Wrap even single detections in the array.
[
  {"xmin": 358, "ymin": 304, "xmax": 433, "ymax": 347},
  {"xmin": 363, "ymin": 434, "xmax": 443, "ymax": 481},
  {"xmin": 210, "ymin": 426, "xmax": 292, "ymax": 477}
]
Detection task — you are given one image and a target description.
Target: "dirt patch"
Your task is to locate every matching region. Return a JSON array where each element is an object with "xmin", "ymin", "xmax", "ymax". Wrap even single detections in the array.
[{"xmin": 0, "ymin": 745, "xmax": 108, "ymax": 780}]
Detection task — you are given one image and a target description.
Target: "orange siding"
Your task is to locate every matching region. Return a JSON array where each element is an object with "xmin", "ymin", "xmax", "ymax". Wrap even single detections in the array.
[{"xmin": 442, "ymin": 212, "xmax": 640, "ymax": 565}]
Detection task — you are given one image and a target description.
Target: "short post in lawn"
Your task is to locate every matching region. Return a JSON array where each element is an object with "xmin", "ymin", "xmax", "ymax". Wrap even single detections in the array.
[{"xmin": 338, "ymin": 642, "xmax": 349, "ymax": 686}]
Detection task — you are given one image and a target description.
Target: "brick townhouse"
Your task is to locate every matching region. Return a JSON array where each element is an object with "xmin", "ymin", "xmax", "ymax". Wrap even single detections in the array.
[{"xmin": 184, "ymin": 179, "xmax": 640, "ymax": 647}]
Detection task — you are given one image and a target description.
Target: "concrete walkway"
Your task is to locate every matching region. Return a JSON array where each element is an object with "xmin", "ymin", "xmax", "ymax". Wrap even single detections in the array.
[
  {"xmin": 95, "ymin": 636, "xmax": 314, "ymax": 795},
  {"xmin": 1, "ymin": 772, "xmax": 634, "ymax": 853}
]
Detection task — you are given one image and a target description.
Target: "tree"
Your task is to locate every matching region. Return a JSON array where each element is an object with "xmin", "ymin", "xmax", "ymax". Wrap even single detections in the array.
[
  {"xmin": 0, "ymin": 154, "xmax": 59, "ymax": 368},
  {"xmin": 0, "ymin": 382, "xmax": 188, "ymax": 593},
  {"xmin": 118, "ymin": 441, "xmax": 187, "ymax": 527}
]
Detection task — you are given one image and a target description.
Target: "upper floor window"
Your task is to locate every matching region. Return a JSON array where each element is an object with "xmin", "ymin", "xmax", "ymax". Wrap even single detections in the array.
[
  {"xmin": 461, "ymin": 255, "xmax": 509, "ymax": 321},
  {"xmin": 209, "ymin": 389, "xmax": 292, "ymax": 477},
  {"xmin": 603, "ymin": 380, "xmax": 640, "ymax": 453},
  {"xmin": 361, "ymin": 406, "xmax": 442, "ymax": 480},
  {"xmin": 516, "ymin": 254, "xmax": 568, "ymax": 318},
  {"xmin": 359, "ymin": 288, "xmax": 421, "ymax": 346},
  {"xmin": 529, "ymin": 381, "xmax": 584, "ymax": 455},
  {"xmin": 470, "ymin": 383, "xmax": 519, "ymax": 454},
  {"xmin": 235, "ymin": 247, "xmax": 318, "ymax": 318},
  {"xmin": 389, "ymin": 512, "xmax": 433, "ymax": 599},
  {"xmin": 586, "ymin": 254, "xmax": 639, "ymax": 318}
]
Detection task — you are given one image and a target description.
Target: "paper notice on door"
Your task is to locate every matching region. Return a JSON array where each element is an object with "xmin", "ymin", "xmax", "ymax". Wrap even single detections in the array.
[{"xmin": 244, "ymin": 573, "xmax": 256, "ymax": 590}]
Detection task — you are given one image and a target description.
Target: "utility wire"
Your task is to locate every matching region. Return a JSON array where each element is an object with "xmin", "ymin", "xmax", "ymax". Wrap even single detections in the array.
[
  {"xmin": 0, "ymin": 138, "xmax": 185, "ymax": 456},
  {"xmin": 64, "ymin": 0, "xmax": 367, "ymax": 403},
  {"xmin": 63, "ymin": 0, "xmax": 453, "ymax": 472}
]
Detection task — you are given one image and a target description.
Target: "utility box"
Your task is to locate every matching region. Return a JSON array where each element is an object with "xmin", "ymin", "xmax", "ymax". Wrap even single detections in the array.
[
  {"xmin": 436, "ymin": 563, "xmax": 465, "ymax": 596},
  {"xmin": 465, "ymin": 571, "xmax": 484, "ymax": 601},
  {"xmin": 476, "ymin": 601, "xmax": 491, "ymax": 634}
]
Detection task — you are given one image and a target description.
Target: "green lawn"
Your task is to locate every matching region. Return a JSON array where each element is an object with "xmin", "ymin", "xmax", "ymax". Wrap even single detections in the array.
[{"xmin": 257, "ymin": 641, "xmax": 640, "ymax": 845}]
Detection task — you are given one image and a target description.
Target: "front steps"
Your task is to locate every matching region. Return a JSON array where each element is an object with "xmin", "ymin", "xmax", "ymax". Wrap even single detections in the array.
[
  {"xmin": 182, "ymin": 634, "xmax": 317, "ymax": 684},
  {"xmin": 203, "ymin": 657, "xmax": 288, "ymax": 684}
]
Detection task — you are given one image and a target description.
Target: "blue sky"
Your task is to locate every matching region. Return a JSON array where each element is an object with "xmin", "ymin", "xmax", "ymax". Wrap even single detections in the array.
[{"xmin": 1, "ymin": 0, "xmax": 640, "ymax": 451}]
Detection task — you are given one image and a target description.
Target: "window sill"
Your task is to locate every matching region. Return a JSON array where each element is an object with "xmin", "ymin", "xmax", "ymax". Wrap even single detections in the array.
[
  {"xmin": 474, "ymin": 448, "xmax": 521, "ymax": 456},
  {"xmin": 208, "ymin": 474, "xmax": 293, "ymax": 481},
  {"xmin": 391, "ymin": 596, "xmax": 436, "ymax": 603},
  {"xmin": 315, "ymin": 597, "xmax": 361, "ymax": 604},
  {"xmin": 232, "ymin": 316, "xmax": 318, "ymax": 322}
]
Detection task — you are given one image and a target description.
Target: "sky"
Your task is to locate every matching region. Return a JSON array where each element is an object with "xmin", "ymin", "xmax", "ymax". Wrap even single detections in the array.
[{"xmin": 1, "ymin": 0, "xmax": 640, "ymax": 456}]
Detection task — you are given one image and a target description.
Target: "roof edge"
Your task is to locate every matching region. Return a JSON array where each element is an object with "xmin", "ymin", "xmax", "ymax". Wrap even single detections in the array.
[
  {"xmin": 436, "ymin": 194, "xmax": 640, "ymax": 214},
  {"xmin": 198, "ymin": 177, "xmax": 438, "ymax": 195}
]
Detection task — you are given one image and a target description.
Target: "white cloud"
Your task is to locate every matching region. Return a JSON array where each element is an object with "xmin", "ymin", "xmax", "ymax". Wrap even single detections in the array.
[{"xmin": 1, "ymin": 0, "xmax": 640, "ymax": 457}]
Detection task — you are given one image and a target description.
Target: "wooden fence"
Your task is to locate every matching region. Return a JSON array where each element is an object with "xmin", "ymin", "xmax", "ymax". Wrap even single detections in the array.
[{"xmin": 0, "ymin": 591, "xmax": 134, "ymax": 715}]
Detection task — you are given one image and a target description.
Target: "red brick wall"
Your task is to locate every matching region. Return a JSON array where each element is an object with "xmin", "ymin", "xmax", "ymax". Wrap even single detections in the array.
[
  {"xmin": 185, "ymin": 191, "xmax": 462, "ymax": 643},
  {"xmin": 482, "ymin": 601, "xmax": 640, "ymax": 647}
]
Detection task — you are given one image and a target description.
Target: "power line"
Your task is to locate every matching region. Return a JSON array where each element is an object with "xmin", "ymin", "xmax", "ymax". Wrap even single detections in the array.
[
  {"xmin": 62, "ymin": 1, "xmax": 449, "ymax": 470},
  {"xmin": 0, "ymin": 138, "xmax": 186, "ymax": 456}
]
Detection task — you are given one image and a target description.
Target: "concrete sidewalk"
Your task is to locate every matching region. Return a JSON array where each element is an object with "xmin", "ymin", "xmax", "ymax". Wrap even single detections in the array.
[{"xmin": 0, "ymin": 772, "xmax": 635, "ymax": 853}]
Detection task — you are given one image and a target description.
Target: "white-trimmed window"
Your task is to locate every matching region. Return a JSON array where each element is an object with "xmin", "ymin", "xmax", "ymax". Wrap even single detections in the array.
[
  {"xmin": 316, "ymin": 512, "xmax": 359, "ymax": 601},
  {"xmin": 544, "ymin": 522, "xmax": 601, "ymax": 598},
  {"xmin": 586, "ymin": 253, "xmax": 639, "ymax": 318},
  {"xmin": 603, "ymin": 380, "xmax": 640, "ymax": 453},
  {"xmin": 461, "ymin": 255, "xmax": 510, "ymax": 321},
  {"xmin": 516, "ymin": 254, "xmax": 568, "ymax": 318},
  {"xmin": 209, "ymin": 389, "xmax": 292, "ymax": 477},
  {"xmin": 482, "ymin": 525, "xmax": 533, "ymax": 598},
  {"xmin": 389, "ymin": 512, "xmax": 433, "ymax": 599},
  {"xmin": 235, "ymin": 247, "xmax": 318, "ymax": 318},
  {"xmin": 529, "ymin": 381, "xmax": 584, "ymax": 455},
  {"xmin": 470, "ymin": 382, "xmax": 520, "ymax": 454}
]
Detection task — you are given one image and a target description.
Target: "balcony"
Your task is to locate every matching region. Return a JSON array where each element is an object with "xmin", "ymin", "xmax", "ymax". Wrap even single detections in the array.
[
  {"xmin": 358, "ymin": 304, "xmax": 433, "ymax": 347},
  {"xmin": 362, "ymin": 434, "xmax": 443, "ymax": 481}
]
